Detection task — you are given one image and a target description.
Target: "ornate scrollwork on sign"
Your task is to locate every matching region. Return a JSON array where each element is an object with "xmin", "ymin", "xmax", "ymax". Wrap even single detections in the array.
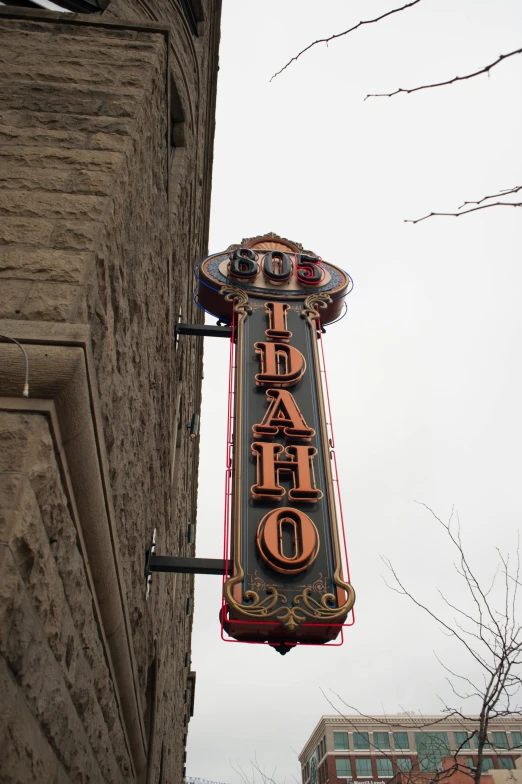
[
  {"xmin": 297, "ymin": 572, "xmax": 327, "ymax": 594},
  {"xmin": 220, "ymin": 285, "xmax": 252, "ymax": 316},
  {"xmin": 248, "ymin": 570, "xmax": 283, "ymax": 593},
  {"xmin": 224, "ymin": 570, "xmax": 284, "ymax": 618},
  {"xmin": 301, "ymin": 293, "xmax": 333, "ymax": 324},
  {"xmin": 224, "ymin": 578, "xmax": 356, "ymax": 632}
]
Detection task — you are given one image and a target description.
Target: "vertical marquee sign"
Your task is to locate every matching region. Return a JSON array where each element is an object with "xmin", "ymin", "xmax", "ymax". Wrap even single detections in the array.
[{"xmin": 196, "ymin": 234, "xmax": 355, "ymax": 651}]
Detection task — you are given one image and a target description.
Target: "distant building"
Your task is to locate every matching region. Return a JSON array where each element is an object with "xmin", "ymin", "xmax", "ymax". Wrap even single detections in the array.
[
  {"xmin": 396, "ymin": 756, "xmax": 522, "ymax": 784},
  {"xmin": 299, "ymin": 715, "xmax": 522, "ymax": 784}
]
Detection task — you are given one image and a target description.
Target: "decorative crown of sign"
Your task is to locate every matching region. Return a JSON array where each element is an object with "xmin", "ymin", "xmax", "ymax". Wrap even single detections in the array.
[{"xmin": 227, "ymin": 231, "xmax": 316, "ymax": 257}]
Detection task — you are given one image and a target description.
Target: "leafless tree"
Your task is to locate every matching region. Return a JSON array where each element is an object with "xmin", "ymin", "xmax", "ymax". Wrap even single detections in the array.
[
  {"xmin": 270, "ymin": 2, "xmax": 521, "ymax": 221},
  {"xmin": 321, "ymin": 503, "xmax": 522, "ymax": 784},
  {"xmin": 231, "ymin": 755, "xmax": 295, "ymax": 784}
]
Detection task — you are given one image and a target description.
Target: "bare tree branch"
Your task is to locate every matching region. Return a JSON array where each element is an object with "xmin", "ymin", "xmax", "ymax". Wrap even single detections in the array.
[
  {"xmin": 252, "ymin": 755, "xmax": 279, "ymax": 784},
  {"xmin": 231, "ymin": 759, "xmax": 254, "ymax": 784},
  {"xmin": 366, "ymin": 47, "xmax": 522, "ymax": 98},
  {"xmin": 270, "ymin": 0, "xmax": 423, "ymax": 81},
  {"xmin": 382, "ymin": 556, "xmax": 494, "ymax": 673},
  {"xmin": 406, "ymin": 201, "xmax": 522, "ymax": 223},
  {"xmin": 459, "ymin": 186, "xmax": 522, "ymax": 209}
]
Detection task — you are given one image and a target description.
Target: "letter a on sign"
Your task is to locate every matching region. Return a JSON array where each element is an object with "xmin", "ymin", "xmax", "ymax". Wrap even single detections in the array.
[{"xmin": 253, "ymin": 389, "xmax": 315, "ymax": 442}]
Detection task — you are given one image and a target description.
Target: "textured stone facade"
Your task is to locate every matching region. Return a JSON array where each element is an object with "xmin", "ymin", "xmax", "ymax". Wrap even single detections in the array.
[{"xmin": 0, "ymin": 2, "xmax": 221, "ymax": 782}]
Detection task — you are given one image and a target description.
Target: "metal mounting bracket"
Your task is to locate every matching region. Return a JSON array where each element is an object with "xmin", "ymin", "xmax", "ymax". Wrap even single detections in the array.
[
  {"xmin": 145, "ymin": 529, "xmax": 228, "ymax": 599},
  {"xmin": 175, "ymin": 323, "xmax": 232, "ymax": 339}
]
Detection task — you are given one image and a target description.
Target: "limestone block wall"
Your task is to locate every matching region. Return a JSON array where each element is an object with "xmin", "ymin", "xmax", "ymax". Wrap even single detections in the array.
[
  {"xmin": 0, "ymin": 3, "xmax": 221, "ymax": 782},
  {"xmin": 1, "ymin": 411, "xmax": 132, "ymax": 783}
]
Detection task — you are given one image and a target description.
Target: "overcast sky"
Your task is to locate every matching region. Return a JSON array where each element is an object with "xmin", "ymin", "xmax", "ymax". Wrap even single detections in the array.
[{"xmin": 187, "ymin": 1, "xmax": 522, "ymax": 781}]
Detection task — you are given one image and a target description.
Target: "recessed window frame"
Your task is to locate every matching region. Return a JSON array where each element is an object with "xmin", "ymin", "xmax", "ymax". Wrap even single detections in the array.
[
  {"xmin": 374, "ymin": 732, "xmax": 391, "ymax": 751},
  {"xmin": 178, "ymin": 0, "xmax": 204, "ymax": 36},
  {"xmin": 353, "ymin": 733, "xmax": 370, "ymax": 751},
  {"xmin": 334, "ymin": 733, "xmax": 350, "ymax": 752},
  {"xmin": 376, "ymin": 758, "xmax": 393, "ymax": 779},
  {"xmin": 169, "ymin": 76, "xmax": 185, "ymax": 169},
  {"xmin": 414, "ymin": 731, "xmax": 450, "ymax": 772},
  {"xmin": 491, "ymin": 732, "xmax": 508, "ymax": 749},
  {"xmin": 393, "ymin": 732, "xmax": 410, "ymax": 751},
  {"xmin": 0, "ymin": 0, "xmax": 108, "ymax": 12},
  {"xmin": 355, "ymin": 758, "xmax": 373, "ymax": 779},
  {"xmin": 335, "ymin": 759, "xmax": 352, "ymax": 779},
  {"xmin": 512, "ymin": 731, "xmax": 522, "ymax": 749},
  {"xmin": 454, "ymin": 732, "xmax": 472, "ymax": 751}
]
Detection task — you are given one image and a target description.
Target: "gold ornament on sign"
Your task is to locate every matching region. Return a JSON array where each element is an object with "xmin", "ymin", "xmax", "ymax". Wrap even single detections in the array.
[
  {"xmin": 220, "ymin": 285, "xmax": 252, "ymax": 316},
  {"xmin": 224, "ymin": 580, "xmax": 355, "ymax": 631},
  {"xmin": 227, "ymin": 232, "xmax": 316, "ymax": 256},
  {"xmin": 301, "ymin": 293, "xmax": 333, "ymax": 324}
]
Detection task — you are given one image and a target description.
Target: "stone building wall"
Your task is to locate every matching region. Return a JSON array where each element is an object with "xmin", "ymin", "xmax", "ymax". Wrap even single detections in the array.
[{"xmin": 0, "ymin": 2, "xmax": 221, "ymax": 782}]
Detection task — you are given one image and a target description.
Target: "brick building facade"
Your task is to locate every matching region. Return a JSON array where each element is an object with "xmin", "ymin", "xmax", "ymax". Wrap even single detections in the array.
[
  {"xmin": 0, "ymin": 1, "xmax": 221, "ymax": 781},
  {"xmin": 300, "ymin": 716, "xmax": 522, "ymax": 784}
]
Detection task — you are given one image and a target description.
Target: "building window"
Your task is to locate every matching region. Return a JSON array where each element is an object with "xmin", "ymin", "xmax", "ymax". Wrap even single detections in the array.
[
  {"xmin": 499, "ymin": 759, "xmax": 515, "ymax": 770},
  {"xmin": 491, "ymin": 732, "xmax": 508, "ymax": 749},
  {"xmin": 353, "ymin": 733, "xmax": 370, "ymax": 751},
  {"xmin": 311, "ymin": 757, "xmax": 318, "ymax": 784},
  {"xmin": 178, "ymin": 0, "xmax": 203, "ymax": 36},
  {"xmin": 334, "ymin": 733, "xmax": 350, "ymax": 751},
  {"xmin": 466, "ymin": 758, "xmax": 475, "ymax": 770},
  {"xmin": 415, "ymin": 732, "xmax": 450, "ymax": 771},
  {"xmin": 355, "ymin": 757, "xmax": 373, "ymax": 779},
  {"xmin": 454, "ymin": 732, "xmax": 472, "ymax": 750},
  {"xmin": 335, "ymin": 759, "xmax": 352, "ymax": 779},
  {"xmin": 355, "ymin": 759, "xmax": 372, "ymax": 778},
  {"xmin": 393, "ymin": 733, "xmax": 410, "ymax": 751},
  {"xmin": 376, "ymin": 759, "xmax": 393, "ymax": 778},
  {"xmin": 169, "ymin": 78, "xmax": 185, "ymax": 169},
  {"xmin": 512, "ymin": 732, "xmax": 522, "ymax": 749},
  {"xmin": 1, "ymin": 0, "xmax": 111, "ymax": 12},
  {"xmin": 397, "ymin": 759, "xmax": 412, "ymax": 773},
  {"xmin": 480, "ymin": 759, "xmax": 494, "ymax": 773},
  {"xmin": 374, "ymin": 733, "xmax": 390, "ymax": 751}
]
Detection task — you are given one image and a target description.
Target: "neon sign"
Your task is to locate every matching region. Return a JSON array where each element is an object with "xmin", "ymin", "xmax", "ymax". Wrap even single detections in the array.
[{"xmin": 196, "ymin": 234, "xmax": 355, "ymax": 652}]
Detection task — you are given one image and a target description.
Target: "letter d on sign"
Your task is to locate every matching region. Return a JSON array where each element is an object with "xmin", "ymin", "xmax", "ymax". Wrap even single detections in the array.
[{"xmin": 254, "ymin": 342, "xmax": 306, "ymax": 387}]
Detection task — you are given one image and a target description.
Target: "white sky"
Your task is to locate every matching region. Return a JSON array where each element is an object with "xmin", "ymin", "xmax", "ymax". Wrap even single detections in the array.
[{"xmin": 188, "ymin": 1, "xmax": 522, "ymax": 782}]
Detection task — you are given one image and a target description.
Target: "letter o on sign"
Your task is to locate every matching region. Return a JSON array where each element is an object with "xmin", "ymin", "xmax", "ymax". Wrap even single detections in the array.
[{"xmin": 256, "ymin": 508, "xmax": 319, "ymax": 574}]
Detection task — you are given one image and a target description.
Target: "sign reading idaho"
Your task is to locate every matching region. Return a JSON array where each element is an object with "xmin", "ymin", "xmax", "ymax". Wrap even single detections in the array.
[{"xmin": 196, "ymin": 234, "xmax": 355, "ymax": 651}]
